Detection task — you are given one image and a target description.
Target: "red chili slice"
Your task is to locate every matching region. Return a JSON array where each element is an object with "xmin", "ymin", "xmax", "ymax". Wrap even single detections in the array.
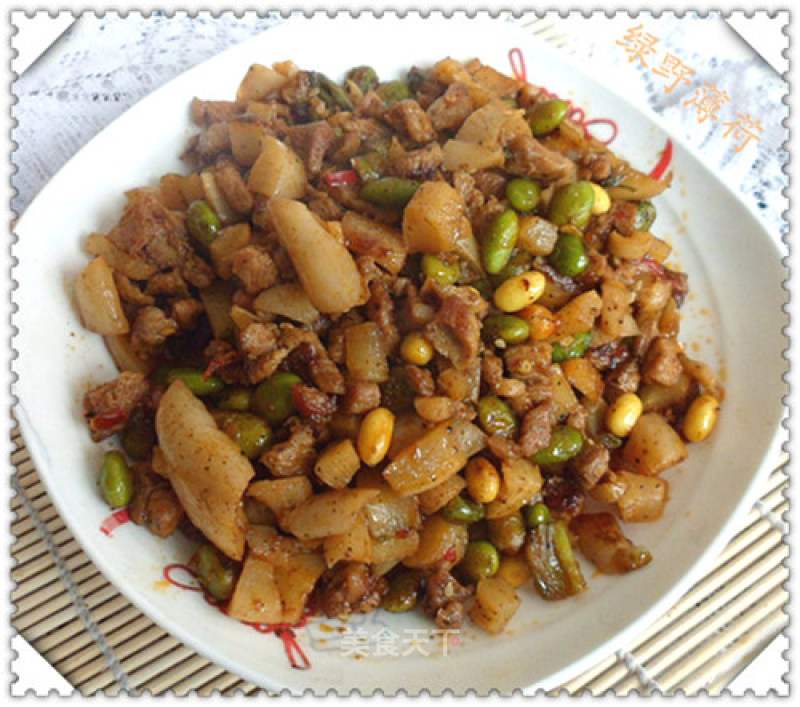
[
  {"xmin": 649, "ymin": 138, "xmax": 673, "ymax": 180},
  {"xmin": 324, "ymin": 170, "xmax": 358, "ymax": 188},
  {"xmin": 89, "ymin": 408, "xmax": 129, "ymax": 432}
]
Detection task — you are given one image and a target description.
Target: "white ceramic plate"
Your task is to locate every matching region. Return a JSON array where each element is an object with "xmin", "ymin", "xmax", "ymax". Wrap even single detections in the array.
[{"xmin": 14, "ymin": 15, "xmax": 786, "ymax": 695}]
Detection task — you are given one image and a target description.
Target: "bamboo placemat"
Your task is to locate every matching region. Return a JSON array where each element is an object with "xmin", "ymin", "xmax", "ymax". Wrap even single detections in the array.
[{"xmin": 11, "ymin": 423, "xmax": 788, "ymax": 696}]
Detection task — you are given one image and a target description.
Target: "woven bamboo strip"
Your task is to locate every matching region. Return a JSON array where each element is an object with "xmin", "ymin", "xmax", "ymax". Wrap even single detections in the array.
[
  {"xmin": 12, "ymin": 535, "xmax": 80, "ymax": 568},
  {"xmin": 15, "ymin": 581, "xmax": 118, "ymax": 637},
  {"xmin": 124, "ymin": 644, "xmax": 197, "ymax": 688},
  {"xmin": 163, "ymin": 663, "xmax": 230, "ymax": 696},
  {"xmin": 36, "ymin": 596, "xmax": 137, "ymax": 653},
  {"xmin": 11, "ymin": 551, "xmax": 92, "ymax": 599},
  {"xmin": 703, "ymin": 611, "xmax": 788, "ymax": 695},
  {"xmin": 137, "ymin": 653, "xmax": 221, "ymax": 695},
  {"xmin": 684, "ymin": 610, "xmax": 787, "ymax": 695},
  {"xmin": 656, "ymin": 587, "xmax": 788, "ymax": 692}
]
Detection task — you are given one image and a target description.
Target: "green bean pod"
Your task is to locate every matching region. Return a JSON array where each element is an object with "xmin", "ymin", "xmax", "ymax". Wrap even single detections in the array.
[
  {"xmin": 530, "ymin": 425, "xmax": 584, "ymax": 465},
  {"xmin": 441, "ymin": 495, "xmax": 486, "ymax": 524},
  {"xmin": 527, "ymin": 99, "xmax": 570, "ymax": 136},
  {"xmin": 524, "ymin": 502, "xmax": 551, "ymax": 529},
  {"xmin": 548, "ymin": 233, "xmax": 589, "ymax": 277},
  {"xmin": 547, "ymin": 181, "xmax": 596, "ymax": 229},
  {"xmin": 482, "ymin": 210, "xmax": 519, "ymax": 275},
  {"xmin": 376, "ymin": 80, "xmax": 411, "ymax": 104},
  {"xmin": 250, "ymin": 372, "xmax": 303, "ymax": 425},
  {"xmin": 483, "ymin": 314, "xmax": 531, "ymax": 345},
  {"xmin": 191, "ymin": 544, "xmax": 237, "ymax": 602},
  {"xmin": 505, "ymin": 178, "xmax": 542, "ymax": 212},
  {"xmin": 360, "ymin": 177, "xmax": 419, "ymax": 208},
  {"xmin": 213, "ymin": 411, "xmax": 272, "ymax": 459},
  {"xmin": 161, "ymin": 367, "xmax": 225, "ymax": 397},
  {"xmin": 381, "ymin": 570, "xmax": 424, "ymax": 613},
  {"xmin": 634, "ymin": 200, "xmax": 657, "ymax": 231},
  {"xmin": 421, "ymin": 254, "xmax": 460, "ymax": 285},
  {"xmin": 550, "ymin": 330, "xmax": 592, "ymax": 363},
  {"xmin": 458, "ymin": 540, "xmax": 501, "ymax": 584},
  {"xmin": 346, "ymin": 65, "xmax": 379, "ymax": 94},
  {"xmin": 99, "ymin": 451, "xmax": 134, "ymax": 509},
  {"xmin": 477, "ymin": 395, "xmax": 518, "ymax": 438},
  {"xmin": 186, "ymin": 200, "xmax": 221, "ymax": 254}
]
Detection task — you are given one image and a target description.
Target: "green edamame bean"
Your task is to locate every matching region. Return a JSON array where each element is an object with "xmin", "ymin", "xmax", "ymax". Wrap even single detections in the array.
[
  {"xmin": 186, "ymin": 200, "xmax": 221, "ymax": 254},
  {"xmin": 213, "ymin": 411, "xmax": 272, "ymax": 459},
  {"xmin": 524, "ymin": 502, "xmax": 551, "ymax": 529},
  {"xmin": 381, "ymin": 570, "xmax": 423, "ymax": 613},
  {"xmin": 99, "ymin": 451, "xmax": 134, "ymax": 509},
  {"xmin": 477, "ymin": 395, "xmax": 518, "ymax": 438},
  {"xmin": 360, "ymin": 177, "xmax": 419, "ymax": 208},
  {"xmin": 483, "ymin": 314, "xmax": 531, "ymax": 345},
  {"xmin": 161, "ymin": 367, "xmax": 224, "ymax": 397},
  {"xmin": 506, "ymin": 178, "xmax": 542, "ymax": 213},
  {"xmin": 346, "ymin": 65, "xmax": 379, "ymax": 93},
  {"xmin": 376, "ymin": 79, "xmax": 410, "ymax": 104},
  {"xmin": 634, "ymin": 200, "xmax": 657, "ymax": 231},
  {"xmin": 191, "ymin": 544, "xmax": 237, "ymax": 602},
  {"xmin": 441, "ymin": 495, "xmax": 486, "ymax": 524},
  {"xmin": 250, "ymin": 372, "xmax": 302, "ymax": 424},
  {"xmin": 548, "ymin": 233, "xmax": 589, "ymax": 277},
  {"xmin": 487, "ymin": 512, "xmax": 526, "ymax": 555},
  {"xmin": 122, "ymin": 406, "xmax": 156, "ymax": 461},
  {"xmin": 528, "ymin": 99, "xmax": 570, "ymax": 136},
  {"xmin": 217, "ymin": 386, "xmax": 253, "ymax": 412},
  {"xmin": 482, "ymin": 210, "xmax": 519, "ymax": 275},
  {"xmin": 421, "ymin": 254, "xmax": 460, "ymax": 285},
  {"xmin": 547, "ymin": 181, "xmax": 596, "ymax": 228},
  {"xmin": 531, "ymin": 425, "xmax": 584, "ymax": 465},
  {"xmin": 458, "ymin": 540, "xmax": 500, "ymax": 583},
  {"xmin": 550, "ymin": 330, "xmax": 592, "ymax": 363}
]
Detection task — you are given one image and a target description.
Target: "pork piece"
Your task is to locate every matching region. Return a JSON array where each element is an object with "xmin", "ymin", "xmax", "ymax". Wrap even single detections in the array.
[
  {"xmin": 426, "ymin": 82, "xmax": 474, "ymax": 132},
  {"xmin": 169, "ymin": 298, "xmax": 205, "ymax": 330},
  {"xmin": 384, "ymin": 99, "xmax": 436, "ymax": 144},
  {"xmin": 578, "ymin": 151, "xmax": 613, "ymax": 182},
  {"xmin": 423, "ymin": 562, "xmax": 475, "ymax": 630},
  {"xmin": 642, "ymin": 337, "xmax": 683, "ymax": 387},
  {"xmin": 473, "ymin": 170, "xmax": 509, "ymax": 200},
  {"xmin": 486, "ymin": 433, "xmax": 522, "ymax": 462},
  {"xmin": 504, "ymin": 342, "xmax": 553, "ymax": 382},
  {"xmin": 390, "ymin": 142, "xmax": 444, "ymax": 180},
  {"xmin": 451, "ymin": 170, "xmax": 485, "ymax": 217},
  {"xmin": 83, "ymin": 372, "xmax": 149, "ymax": 442},
  {"xmin": 505, "ymin": 134, "xmax": 576, "ymax": 184},
  {"xmin": 586, "ymin": 339, "xmax": 630, "ymax": 372},
  {"xmin": 259, "ymin": 422, "xmax": 316, "ymax": 478},
  {"xmin": 238, "ymin": 322, "xmax": 279, "ymax": 357},
  {"xmin": 129, "ymin": 462, "xmax": 184, "ymax": 538},
  {"xmin": 604, "ymin": 359, "xmax": 641, "ymax": 396},
  {"xmin": 292, "ymin": 384, "xmax": 337, "ymax": 424},
  {"xmin": 366, "ymin": 279, "xmax": 400, "ymax": 352},
  {"xmin": 425, "ymin": 285, "xmax": 488, "ymax": 369},
  {"xmin": 130, "ymin": 306, "xmax": 178, "ymax": 353},
  {"xmin": 518, "ymin": 399, "xmax": 556, "ymax": 457},
  {"xmin": 405, "ymin": 365, "xmax": 436, "ymax": 398},
  {"xmin": 309, "ymin": 356, "xmax": 346, "ymax": 395},
  {"xmin": 113, "ymin": 271, "xmax": 154, "ymax": 307},
  {"xmin": 231, "ymin": 246, "xmax": 279, "ymax": 295},
  {"xmin": 340, "ymin": 379, "xmax": 381, "ymax": 414},
  {"xmin": 354, "ymin": 90, "xmax": 388, "ymax": 119},
  {"xmin": 542, "ymin": 473, "xmax": 585, "ymax": 521},
  {"xmin": 144, "ymin": 269, "xmax": 189, "ymax": 297},
  {"xmin": 572, "ymin": 442, "xmax": 610, "ymax": 490},
  {"xmin": 190, "ymin": 98, "xmax": 246, "ymax": 126},
  {"xmin": 316, "ymin": 562, "xmax": 388, "ymax": 618},
  {"xmin": 287, "ymin": 120, "xmax": 338, "ymax": 174},
  {"xmin": 108, "ymin": 190, "xmax": 214, "ymax": 288},
  {"xmin": 214, "ymin": 161, "xmax": 253, "ymax": 214},
  {"xmin": 203, "ymin": 339, "xmax": 247, "ymax": 385},
  {"xmin": 194, "ymin": 121, "xmax": 232, "ymax": 160},
  {"xmin": 482, "ymin": 353, "xmax": 525, "ymax": 398}
]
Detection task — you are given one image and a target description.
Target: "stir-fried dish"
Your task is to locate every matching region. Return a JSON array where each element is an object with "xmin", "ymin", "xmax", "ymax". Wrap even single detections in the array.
[{"xmin": 77, "ymin": 58, "xmax": 722, "ymax": 635}]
